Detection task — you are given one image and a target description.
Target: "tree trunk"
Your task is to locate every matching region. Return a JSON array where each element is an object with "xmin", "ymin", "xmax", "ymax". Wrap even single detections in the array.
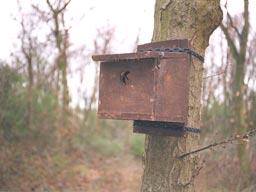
[{"xmin": 141, "ymin": 1, "xmax": 222, "ymax": 191}]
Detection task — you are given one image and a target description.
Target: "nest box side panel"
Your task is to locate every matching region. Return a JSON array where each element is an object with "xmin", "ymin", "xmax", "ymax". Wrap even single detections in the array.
[
  {"xmin": 154, "ymin": 54, "xmax": 190, "ymax": 123},
  {"xmin": 98, "ymin": 59, "xmax": 155, "ymax": 120},
  {"xmin": 137, "ymin": 39, "xmax": 190, "ymax": 125}
]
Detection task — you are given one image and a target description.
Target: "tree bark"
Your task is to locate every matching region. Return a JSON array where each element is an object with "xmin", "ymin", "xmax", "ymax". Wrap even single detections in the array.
[{"xmin": 141, "ymin": 1, "xmax": 222, "ymax": 191}]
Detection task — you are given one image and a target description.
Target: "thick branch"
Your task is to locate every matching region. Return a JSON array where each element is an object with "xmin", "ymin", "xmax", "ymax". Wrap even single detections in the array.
[{"xmin": 239, "ymin": 0, "xmax": 249, "ymax": 62}]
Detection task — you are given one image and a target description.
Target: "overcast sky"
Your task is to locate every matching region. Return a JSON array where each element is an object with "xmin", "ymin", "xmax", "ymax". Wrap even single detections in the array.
[
  {"xmin": 0, "ymin": 0, "xmax": 155, "ymax": 60},
  {"xmin": 1, "ymin": 0, "xmax": 254, "ymax": 60}
]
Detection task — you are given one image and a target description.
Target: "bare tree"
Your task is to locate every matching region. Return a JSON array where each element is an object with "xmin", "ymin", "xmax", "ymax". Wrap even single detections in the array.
[
  {"xmin": 46, "ymin": 0, "xmax": 71, "ymax": 125},
  {"xmin": 220, "ymin": 0, "xmax": 250, "ymax": 181},
  {"xmin": 16, "ymin": 0, "xmax": 45, "ymax": 130}
]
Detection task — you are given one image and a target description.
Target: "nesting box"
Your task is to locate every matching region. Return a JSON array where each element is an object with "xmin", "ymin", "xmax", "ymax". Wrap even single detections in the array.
[{"xmin": 92, "ymin": 39, "xmax": 191, "ymax": 137}]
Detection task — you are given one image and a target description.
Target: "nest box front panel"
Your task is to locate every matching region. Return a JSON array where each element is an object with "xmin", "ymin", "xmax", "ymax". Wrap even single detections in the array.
[{"xmin": 98, "ymin": 59, "xmax": 155, "ymax": 120}]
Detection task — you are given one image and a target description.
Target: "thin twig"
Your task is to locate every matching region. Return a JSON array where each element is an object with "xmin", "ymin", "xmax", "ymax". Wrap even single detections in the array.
[
  {"xmin": 58, "ymin": 0, "xmax": 71, "ymax": 13},
  {"xmin": 203, "ymin": 70, "xmax": 226, "ymax": 79},
  {"xmin": 203, "ymin": 60, "xmax": 230, "ymax": 79},
  {"xmin": 178, "ymin": 128, "xmax": 256, "ymax": 159}
]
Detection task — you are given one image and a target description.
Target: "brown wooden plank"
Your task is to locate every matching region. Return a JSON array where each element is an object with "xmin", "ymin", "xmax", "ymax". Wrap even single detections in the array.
[
  {"xmin": 98, "ymin": 59, "xmax": 156, "ymax": 120},
  {"xmin": 93, "ymin": 52, "xmax": 159, "ymax": 61},
  {"xmin": 98, "ymin": 53, "xmax": 189, "ymax": 123},
  {"xmin": 133, "ymin": 39, "xmax": 190, "ymax": 136},
  {"xmin": 153, "ymin": 55, "xmax": 189, "ymax": 123},
  {"xmin": 92, "ymin": 51, "xmax": 185, "ymax": 62},
  {"xmin": 96, "ymin": 39, "xmax": 191, "ymax": 136}
]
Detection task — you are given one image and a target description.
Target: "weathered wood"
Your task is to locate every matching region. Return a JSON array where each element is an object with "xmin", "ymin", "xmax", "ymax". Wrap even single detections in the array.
[
  {"xmin": 92, "ymin": 51, "xmax": 186, "ymax": 62},
  {"xmin": 98, "ymin": 58, "xmax": 155, "ymax": 120},
  {"xmin": 96, "ymin": 40, "xmax": 190, "ymax": 125}
]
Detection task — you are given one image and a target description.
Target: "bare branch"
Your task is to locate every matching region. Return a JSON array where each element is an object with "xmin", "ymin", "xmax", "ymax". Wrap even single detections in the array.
[
  {"xmin": 203, "ymin": 61, "xmax": 230, "ymax": 79},
  {"xmin": 222, "ymin": 0, "xmax": 240, "ymax": 37},
  {"xmin": 178, "ymin": 128, "xmax": 256, "ymax": 159},
  {"xmin": 226, "ymin": 11, "xmax": 241, "ymax": 38},
  {"xmin": 46, "ymin": 0, "xmax": 55, "ymax": 12},
  {"xmin": 32, "ymin": 4, "xmax": 43, "ymax": 14},
  {"xmin": 239, "ymin": 0, "xmax": 249, "ymax": 62},
  {"xmin": 58, "ymin": 0, "xmax": 71, "ymax": 13},
  {"xmin": 220, "ymin": 23, "xmax": 239, "ymax": 60},
  {"xmin": 32, "ymin": 4, "xmax": 51, "ymax": 22},
  {"xmin": 203, "ymin": 71, "xmax": 225, "ymax": 79}
]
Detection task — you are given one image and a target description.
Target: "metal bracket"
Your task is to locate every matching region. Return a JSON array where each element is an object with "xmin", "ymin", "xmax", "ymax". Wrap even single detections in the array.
[
  {"xmin": 133, "ymin": 120, "xmax": 200, "ymax": 137},
  {"xmin": 138, "ymin": 47, "xmax": 204, "ymax": 63}
]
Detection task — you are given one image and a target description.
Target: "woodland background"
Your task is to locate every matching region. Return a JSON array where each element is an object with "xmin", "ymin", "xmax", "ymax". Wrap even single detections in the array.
[{"xmin": 0, "ymin": 0, "xmax": 256, "ymax": 191}]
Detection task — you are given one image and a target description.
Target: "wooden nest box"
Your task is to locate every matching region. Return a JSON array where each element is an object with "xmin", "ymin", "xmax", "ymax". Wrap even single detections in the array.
[{"xmin": 92, "ymin": 39, "xmax": 200, "ymax": 137}]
